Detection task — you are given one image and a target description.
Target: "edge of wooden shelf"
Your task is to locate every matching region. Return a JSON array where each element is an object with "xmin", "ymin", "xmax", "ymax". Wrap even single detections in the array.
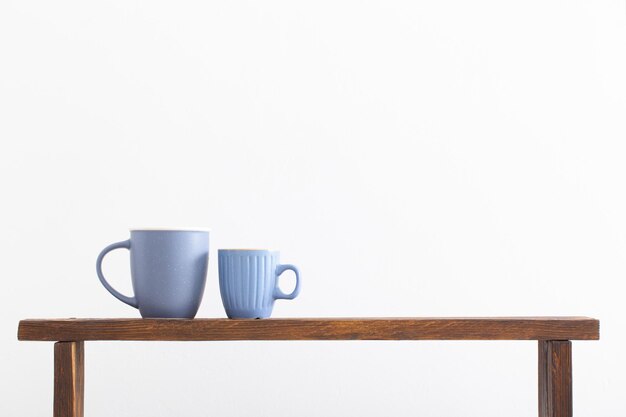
[{"xmin": 18, "ymin": 317, "xmax": 600, "ymax": 341}]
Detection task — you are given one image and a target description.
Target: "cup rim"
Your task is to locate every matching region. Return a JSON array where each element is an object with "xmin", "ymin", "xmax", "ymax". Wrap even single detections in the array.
[
  {"xmin": 218, "ymin": 249, "xmax": 278, "ymax": 252},
  {"xmin": 130, "ymin": 227, "xmax": 211, "ymax": 232}
]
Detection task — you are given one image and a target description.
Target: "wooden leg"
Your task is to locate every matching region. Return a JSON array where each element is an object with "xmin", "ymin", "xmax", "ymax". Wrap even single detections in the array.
[
  {"xmin": 539, "ymin": 340, "xmax": 572, "ymax": 417},
  {"xmin": 54, "ymin": 342, "xmax": 84, "ymax": 417}
]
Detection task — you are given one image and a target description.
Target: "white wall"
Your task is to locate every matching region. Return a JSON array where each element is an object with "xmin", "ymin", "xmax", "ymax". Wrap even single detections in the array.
[{"xmin": 1, "ymin": 0, "xmax": 625, "ymax": 416}]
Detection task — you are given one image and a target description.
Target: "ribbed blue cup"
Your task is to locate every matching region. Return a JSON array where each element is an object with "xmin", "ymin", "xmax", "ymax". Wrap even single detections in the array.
[{"xmin": 218, "ymin": 249, "xmax": 300, "ymax": 319}]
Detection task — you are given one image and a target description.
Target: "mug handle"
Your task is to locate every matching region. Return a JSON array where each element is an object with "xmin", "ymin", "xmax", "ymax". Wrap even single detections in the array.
[
  {"xmin": 273, "ymin": 264, "xmax": 301, "ymax": 300},
  {"xmin": 96, "ymin": 239, "xmax": 138, "ymax": 308}
]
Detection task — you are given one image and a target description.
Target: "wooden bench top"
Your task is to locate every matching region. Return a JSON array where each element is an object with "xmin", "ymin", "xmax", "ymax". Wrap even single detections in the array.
[{"xmin": 18, "ymin": 317, "xmax": 599, "ymax": 341}]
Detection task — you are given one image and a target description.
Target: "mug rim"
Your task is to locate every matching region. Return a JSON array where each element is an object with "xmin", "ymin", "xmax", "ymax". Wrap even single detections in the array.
[
  {"xmin": 219, "ymin": 249, "xmax": 278, "ymax": 253},
  {"xmin": 130, "ymin": 227, "xmax": 211, "ymax": 232}
]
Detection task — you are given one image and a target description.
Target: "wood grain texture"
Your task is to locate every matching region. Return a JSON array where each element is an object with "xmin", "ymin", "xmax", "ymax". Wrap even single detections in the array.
[
  {"xmin": 539, "ymin": 340, "xmax": 572, "ymax": 417},
  {"xmin": 54, "ymin": 342, "xmax": 84, "ymax": 417},
  {"xmin": 18, "ymin": 317, "xmax": 599, "ymax": 341}
]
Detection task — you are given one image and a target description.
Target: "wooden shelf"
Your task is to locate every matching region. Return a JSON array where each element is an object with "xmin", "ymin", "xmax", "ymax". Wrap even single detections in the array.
[
  {"xmin": 19, "ymin": 317, "xmax": 600, "ymax": 417},
  {"xmin": 18, "ymin": 317, "xmax": 599, "ymax": 341}
]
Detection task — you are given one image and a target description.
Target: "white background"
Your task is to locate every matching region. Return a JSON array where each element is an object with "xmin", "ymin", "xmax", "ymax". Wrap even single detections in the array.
[{"xmin": 1, "ymin": 1, "xmax": 625, "ymax": 416}]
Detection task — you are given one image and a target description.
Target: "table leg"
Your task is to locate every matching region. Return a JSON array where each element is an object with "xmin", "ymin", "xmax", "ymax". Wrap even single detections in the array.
[
  {"xmin": 54, "ymin": 342, "xmax": 84, "ymax": 417},
  {"xmin": 539, "ymin": 340, "xmax": 572, "ymax": 417}
]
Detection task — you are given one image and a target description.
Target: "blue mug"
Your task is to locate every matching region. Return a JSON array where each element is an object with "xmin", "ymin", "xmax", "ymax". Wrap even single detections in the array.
[
  {"xmin": 96, "ymin": 228, "xmax": 209, "ymax": 318},
  {"xmin": 218, "ymin": 249, "xmax": 301, "ymax": 319}
]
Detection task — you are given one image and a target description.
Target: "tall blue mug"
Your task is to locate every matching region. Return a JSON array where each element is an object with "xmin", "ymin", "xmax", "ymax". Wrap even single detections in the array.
[
  {"xmin": 218, "ymin": 249, "xmax": 301, "ymax": 319},
  {"xmin": 96, "ymin": 228, "xmax": 209, "ymax": 318}
]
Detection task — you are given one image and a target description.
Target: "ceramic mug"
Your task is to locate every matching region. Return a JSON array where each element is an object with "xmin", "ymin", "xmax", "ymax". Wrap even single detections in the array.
[
  {"xmin": 218, "ymin": 249, "xmax": 300, "ymax": 318},
  {"xmin": 96, "ymin": 228, "xmax": 209, "ymax": 318}
]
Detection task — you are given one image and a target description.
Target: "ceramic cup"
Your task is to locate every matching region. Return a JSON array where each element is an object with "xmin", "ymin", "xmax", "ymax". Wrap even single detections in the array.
[
  {"xmin": 218, "ymin": 249, "xmax": 300, "ymax": 319},
  {"xmin": 96, "ymin": 228, "xmax": 209, "ymax": 318}
]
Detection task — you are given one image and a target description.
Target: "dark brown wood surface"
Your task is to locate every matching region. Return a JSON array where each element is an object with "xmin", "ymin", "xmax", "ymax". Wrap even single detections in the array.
[
  {"xmin": 54, "ymin": 342, "xmax": 84, "ymax": 417},
  {"xmin": 539, "ymin": 340, "xmax": 572, "ymax": 417},
  {"xmin": 18, "ymin": 317, "xmax": 599, "ymax": 341}
]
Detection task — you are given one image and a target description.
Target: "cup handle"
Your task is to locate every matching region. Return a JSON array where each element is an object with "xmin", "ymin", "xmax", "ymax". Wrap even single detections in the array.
[
  {"xmin": 96, "ymin": 239, "xmax": 138, "ymax": 308},
  {"xmin": 273, "ymin": 264, "xmax": 301, "ymax": 300}
]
